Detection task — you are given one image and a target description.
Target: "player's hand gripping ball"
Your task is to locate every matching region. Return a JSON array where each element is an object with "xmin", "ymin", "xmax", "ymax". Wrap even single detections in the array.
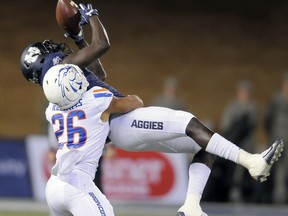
[
  {"xmin": 56, "ymin": 0, "xmax": 81, "ymax": 35},
  {"xmin": 78, "ymin": 3, "xmax": 99, "ymax": 26}
]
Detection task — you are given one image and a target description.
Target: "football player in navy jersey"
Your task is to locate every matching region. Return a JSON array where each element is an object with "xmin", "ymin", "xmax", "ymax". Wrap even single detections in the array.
[{"xmin": 20, "ymin": 3, "xmax": 284, "ymax": 216}]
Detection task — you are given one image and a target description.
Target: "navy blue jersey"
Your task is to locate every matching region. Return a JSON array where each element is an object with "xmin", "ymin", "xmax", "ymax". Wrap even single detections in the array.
[{"xmin": 41, "ymin": 52, "xmax": 123, "ymax": 97}]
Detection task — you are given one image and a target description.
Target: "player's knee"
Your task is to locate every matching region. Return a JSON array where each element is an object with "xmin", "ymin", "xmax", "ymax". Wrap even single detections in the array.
[
  {"xmin": 192, "ymin": 150, "xmax": 216, "ymax": 168},
  {"xmin": 185, "ymin": 117, "xmax": 214, "ymax": 148}
]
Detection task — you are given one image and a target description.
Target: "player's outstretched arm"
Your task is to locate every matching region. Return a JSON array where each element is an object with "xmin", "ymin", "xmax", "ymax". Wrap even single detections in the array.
[
  {"xmin": 63, "ymin": 4, "xmax": 110, "ymax": 70},
  {"xmin": 64, "ymin": 3, "xmax": 108, "ymax": 81}
]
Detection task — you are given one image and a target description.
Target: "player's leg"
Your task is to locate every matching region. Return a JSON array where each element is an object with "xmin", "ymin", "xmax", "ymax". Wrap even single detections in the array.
[
  {"xmin": 177, "ymin": 117, "xmax": 282, "ymax": 216},
  {"xmin": 45, "ymin": 175, "xmax": 73, "ymax": 216},
  {"xmin": 46, "ymin": 171, "xmax": 114, "ymax": 216},
  {"xmin": 115, "ymin": 135, "xmax": 201, "ymax": 153},
  {"xmin": 70, "ymin": 188, "xmax": 115, "ymax": 216},
  {"xmin": 109, "ymin": 106, "xmax": 198, "ymax": 152},
  {"xmin": 110, "ymin": 106, "xmax": 283, "ymax": 180},
  {"xmin": 177, "ymin": 151, "xmax": 215, "ymax": 216},
  {"xmin": 66, "ymin": 170, "xmax": 115, "ymax": 216},
  {"xmin": 185, "ymin": 117, "xmax": 284, "ymax": 182}
]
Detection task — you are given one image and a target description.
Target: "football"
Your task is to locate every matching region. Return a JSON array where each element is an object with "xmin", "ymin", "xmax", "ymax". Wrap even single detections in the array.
[{"xmin": 55, "ymin": 0, "xmax": 81, "ymax": 35}]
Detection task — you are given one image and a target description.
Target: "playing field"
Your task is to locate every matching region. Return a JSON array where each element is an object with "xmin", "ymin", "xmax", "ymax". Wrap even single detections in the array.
[{"xmin": 0, "ymin": 199, "xmax": 287, "ymax": 216}]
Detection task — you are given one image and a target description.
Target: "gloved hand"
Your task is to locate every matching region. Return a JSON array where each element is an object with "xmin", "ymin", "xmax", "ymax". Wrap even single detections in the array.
[
  {"xmin": 64, "ymin": 28, "xmax": 84, "ymax": 44},
  {"xmin": 79, "ymin": 3, "xmax": 99, "ymax": 26}
]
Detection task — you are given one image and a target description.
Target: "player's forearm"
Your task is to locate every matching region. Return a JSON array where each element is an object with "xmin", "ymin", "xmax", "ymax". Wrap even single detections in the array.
[
  {"xmin": 110, "ymin": 95, "xmax": 143, "ymax": 114},
  {"xmin": 90, "ymin": 16, "xmax": 110, "ymax": 55},
  {"xmin": 122, "ymin": 95, "xmax": 144, "ymax": 112}
]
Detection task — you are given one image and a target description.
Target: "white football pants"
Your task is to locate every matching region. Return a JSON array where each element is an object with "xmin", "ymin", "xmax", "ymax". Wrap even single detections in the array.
[
  {"xmin": 109, "ymin": 106, "xmax": 202, "ymax": 153},
  {"xmin": 46, "ymin": 171, "xmax": 114, "ymax": 216}
]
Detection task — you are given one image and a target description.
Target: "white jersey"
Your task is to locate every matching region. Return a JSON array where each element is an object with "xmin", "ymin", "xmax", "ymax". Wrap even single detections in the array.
[{"xmin": 45, "ymin": 86, "xmax": 113, "ymax": 179}]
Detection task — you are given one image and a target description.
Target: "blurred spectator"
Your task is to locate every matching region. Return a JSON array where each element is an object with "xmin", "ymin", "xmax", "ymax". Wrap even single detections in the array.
[
  {"xmin": 151, "ymin": 76, "xmax": 186, "ymax": 110},
  {"xmin": 222, "ymin": 80, "xmax": 261, "ymax": 203},
  {"xmin": 221, "ymin": 80, "xmax": 258, "ymax": 150},
  {"xmin": 264, "ymin": 72, "xmax": 288, "ymax": 203},
  {"xmin": 205, "ymin": 80, "xmax": 259, "ymax": 203}
]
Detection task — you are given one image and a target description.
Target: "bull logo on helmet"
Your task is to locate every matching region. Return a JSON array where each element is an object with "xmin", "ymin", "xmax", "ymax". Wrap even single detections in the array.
[{"xmin": 58, "ymin": 66, "xmax": 86, "ymax": 103}]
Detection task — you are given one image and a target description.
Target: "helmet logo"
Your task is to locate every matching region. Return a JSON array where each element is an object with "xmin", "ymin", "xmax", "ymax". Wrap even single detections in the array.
[
  {"xmin": 52, "ymin": 56, "xmax": 62, "ymax": 66},
  {"xmin": 24, "ymin": 47, "xmax": 41, "ymax": 64},
  {"xmin": 58, "ymin": 66, "xmax": 85, "ymax": 103}
]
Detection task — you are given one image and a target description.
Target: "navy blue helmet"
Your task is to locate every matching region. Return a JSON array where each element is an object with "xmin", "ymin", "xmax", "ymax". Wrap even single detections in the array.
[{"xmin": 20, "ymin": 40, "xmax": 72, "ymax": 84}]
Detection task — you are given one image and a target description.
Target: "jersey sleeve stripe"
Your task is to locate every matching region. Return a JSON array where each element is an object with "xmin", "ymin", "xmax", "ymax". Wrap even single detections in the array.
[
  {"xmin": 93, "ymin": 88, "xmax": 108, "ymax": 93},
  {"xmin": 93, "ymin": 88, "xmax": 113, "ymax": 98},
  {"xmin": 93, "ymin": 92, "xmax": 113, "ymax": 98}
]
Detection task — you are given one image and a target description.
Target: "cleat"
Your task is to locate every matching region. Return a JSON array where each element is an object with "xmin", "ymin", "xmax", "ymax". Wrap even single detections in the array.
[
  {"xmin": 259, "ymin": 139, "xmax": 284, "ymax": 182},
  {"xmin": 177, "ymin": 194, "xmax": 208, "ymax": 216},
  {"xmin": 176, "ymin": 211, "xmax": 208, "ymax": 216},
  {"xmin": 252, "ymin": 139, "xmax": 284, "ymax": 182}
]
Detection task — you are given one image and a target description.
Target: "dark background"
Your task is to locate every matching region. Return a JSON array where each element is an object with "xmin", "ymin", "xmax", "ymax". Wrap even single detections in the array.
[{"xmin": 2, "ymin": 0, "xmax": 288, "ymax": 139}]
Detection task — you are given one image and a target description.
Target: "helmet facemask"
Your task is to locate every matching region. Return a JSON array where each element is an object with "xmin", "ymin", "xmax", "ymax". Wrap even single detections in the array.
[{"xmin": 42, "ymin": 40, "xmax": 72, "ymax": 55}]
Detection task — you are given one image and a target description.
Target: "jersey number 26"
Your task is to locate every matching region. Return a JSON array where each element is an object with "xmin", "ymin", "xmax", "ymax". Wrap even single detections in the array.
[{"xmin": 51, "ymin": 110, "xmax": 87, "ymax": 149}]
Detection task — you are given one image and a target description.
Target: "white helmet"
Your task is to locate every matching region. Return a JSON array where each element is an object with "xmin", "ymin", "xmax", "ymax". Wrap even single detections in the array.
[{"xmin": 42, "ymin": 64, "xmax": 89, "ymax": 109}]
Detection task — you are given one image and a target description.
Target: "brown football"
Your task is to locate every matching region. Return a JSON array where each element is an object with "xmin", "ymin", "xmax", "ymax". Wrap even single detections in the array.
[{"xmin": 56, "ymin": 0, "xmax": 81, "ymax": 35}]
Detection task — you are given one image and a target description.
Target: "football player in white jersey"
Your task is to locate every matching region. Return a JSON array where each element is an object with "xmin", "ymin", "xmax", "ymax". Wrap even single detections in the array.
[
  {"xmin": 20, "ymin": 3, "xmax": 284, "ymax": 216},
  {"xmin": 43, "ymin": 64, "xmax": 143, "ymax": 216}
]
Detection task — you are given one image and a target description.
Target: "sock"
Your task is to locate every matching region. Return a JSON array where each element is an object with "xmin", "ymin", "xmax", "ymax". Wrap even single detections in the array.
[
  {"xmin": 237, "ymin": 149, "xmax": 255, "ymax": 169},
  {"xmin": 205, "ymin": 133, "xmax": 240, "ymax": 163},
  {"xmin": 178, "ymin": 163, "xmax": 210, "ymax": 214},
  {"xmin": 187, "ymin": 162, "xmax": 211, "ymax": 196}
]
